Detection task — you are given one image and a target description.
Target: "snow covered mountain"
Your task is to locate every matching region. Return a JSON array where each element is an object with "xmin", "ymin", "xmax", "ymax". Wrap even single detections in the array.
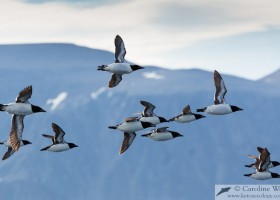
[{"xmin": 0, "ymin": 43, "xmax": 279, "ymax": 200}]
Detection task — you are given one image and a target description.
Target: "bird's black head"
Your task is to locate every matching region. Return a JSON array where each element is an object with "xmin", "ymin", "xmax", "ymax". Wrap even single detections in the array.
[
  {"xmin": 22, "ymin": 140, "xmax": 32, "ymax": 145},
  {"xmin": 159, "ymin": 116, "xmax": 168, "ymax": 123},
  {"xmin": 272, "ymin": 161, "xmax": 280, "ymax": 167},
  {"xmin": 230, "ymin": 105, "xmax": 243, "ymax": 112},
  {"xmin": 141, "ymin": 122, "xmax": 156, "ymax": 129},
  {"xmin": 170, "ymin": 131, "xmax": 183, "ymax": 138},
  {"xmin": 31, "ymin": 105, "xmax": 46, "ymax": 113},
  {"xmin": 131, "ymin": 65, "xmax": 144, "ymax": 71},
  {"xmin": 194, "ymin": 114, "xmax": 206, "ymax": 120},
  {"xmin": 68, "ymin": 143, "xmax": 78, "ymax": 149},
  {"xmin": 271, "ymin": 172, "xmax": 280, "ymax": 178}
]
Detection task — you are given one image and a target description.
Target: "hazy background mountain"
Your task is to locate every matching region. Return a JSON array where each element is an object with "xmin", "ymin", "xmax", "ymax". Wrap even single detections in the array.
[{"xmin": 0, "ymin": 43, "xmax": 279, "ymax": 200}]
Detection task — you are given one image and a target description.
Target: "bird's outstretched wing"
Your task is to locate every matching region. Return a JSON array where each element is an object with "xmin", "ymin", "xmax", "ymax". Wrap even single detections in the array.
[
  {"xmin": 259, "ymin": 148, "xmax": 271, "ymax": 172},
  {"xmin": 9, "ymin": 115, "xmax": 25, "ymax": 151},
  {"xmin": 109, "ymin": 74, "xmax": 122, "ymax": 88},
  {"xmin": 114, "ymin": 35, "xmax": 126, "ymax": 63},
  {"xmin": 182, "ymin": 105, "xmax": 191, "ymax": 114},
  {"xmin": 52, "ymin": 123, "xmax": 66, "ymax": 144},
  {"xmin": 140, "ymin": 100, "xmax": 156, "ymax": 117},
  {"xmin": 119, "ymin": 132, "xmax": 136, "ymax": 154},
  {"xmin": 15, "ymin": 85, "xmax": 32, "ymax": 103},
  {"xmin": 213, "ymin": 70, "xmax": 227, "ymax": 104},
  {"xmin": 2, "ymin": 147, "xmax": 14, "ymax": 160},
  {"xmin": 42, "ymin": 134, "xmax": 55, "ymax": 144}
]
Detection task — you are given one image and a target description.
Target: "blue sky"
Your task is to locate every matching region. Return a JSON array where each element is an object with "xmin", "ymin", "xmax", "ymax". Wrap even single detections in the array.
[{"xmin": 0, "ymin": 0, "xmax": 279, "ymax": 79}]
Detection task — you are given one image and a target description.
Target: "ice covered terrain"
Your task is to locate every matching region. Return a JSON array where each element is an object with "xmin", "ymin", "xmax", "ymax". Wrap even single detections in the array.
[{"xmin": 0, "ymin": 43, "xmax": 279, "ymax": 200}]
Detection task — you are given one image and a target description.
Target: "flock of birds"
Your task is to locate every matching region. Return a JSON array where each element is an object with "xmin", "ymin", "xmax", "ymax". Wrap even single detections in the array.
[
  {"xmin": 0, "ymin": 85, "xmax": 78, "ymax": 160},
  {"xmin": 245, "ymin": 147, "xmax": 280, "ymax": 180},
  {"xmin": 97, "ymin": 35, "xmax": 244, "ymax": 154},
  {"xmin": 0, "ymin": 35, "xmax": 278, "ymax": 181}
]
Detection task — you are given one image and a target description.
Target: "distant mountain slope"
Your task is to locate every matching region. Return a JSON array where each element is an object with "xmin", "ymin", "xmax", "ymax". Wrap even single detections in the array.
[
  {"xmin": 259, "ymin": 68, "xmax": 280, "ymax": 84},
  {"xmin": 0, "ymin": 43, "xmax": 279, "ymax": 200},
  {"xmin": 0, "ymin": 43, "xmax": 112, "ymax": 69}
]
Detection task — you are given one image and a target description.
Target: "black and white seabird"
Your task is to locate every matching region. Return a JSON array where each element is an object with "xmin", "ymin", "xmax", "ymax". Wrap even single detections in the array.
[
  {"xmin": 244, "ymin": 147, "xmax": 280, "ymax": 180},
  {"xmin": 169, "ymin": 104, "xmax": 205, "ymax": 123},
  {"xmin": 98, "ymin": 35, "xmax": 144, "ymax": 88},
  {"xmin": 109, "ymin": 117, "xmax": 155, "ymax": 154},
  {"xmin": 40, "ymin": 123, "xmax": 78, "ymax": 152},
  {"xmin": 196, "ymin": 70, "xmax": 243, "ymax": 115},
  {"xmin": 141, "ymin": 127, "xmax": 183, "ymax": 141},
  {"xmin": 0, "ymin": 85, "xmax": 46, "ymax": 115},
  {"xmin": 244, "ymin": 171, "xmax": 280, "ymax": 180},
  {"xmin": 109, "ymin": 117, "xmax": 155, "ymax": 132},
  {"xmin": 0, "ymin": 138, "xmax": 31, "ymax": 160},
  {"xmin": 137, "ymin": 100, "xmax": 168, "ymax": 125},
  {"xmin": 245, "ymin": 147, "xmax": 280, "ymax": 171}
]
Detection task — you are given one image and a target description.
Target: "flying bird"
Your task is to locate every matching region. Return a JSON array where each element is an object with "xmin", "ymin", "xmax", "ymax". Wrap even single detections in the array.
[
  {"xmin": 109, "ymin": 117, "xmax": 155, "ymax": 154},
  {"xmin": 244, "ymin": 171, "xmax": 280, "ymax": 180},
  {"xmin": 0, "ymin": 85, "xmax": 46, "ymax": 115},
  {"xmin": 109, "ymin": 117, "xmax": 155, "ymax": 132},
  {"xmin": 197, "ymin": 70, "xmax": 243, "ymax": 115},
  {"xmin": 0, "ymin": 86, "xmax": 44, "ymax": 151},
  {"xmin": 41, "ymin": 123, "xmax": 78, "ymax": 152},
  {"xmin": 137, "ymin": 100, "xmax": 168, "ymax": 125},
  {"xmin": 98, "ymin": 35, "xmax": 144, "ymax": 88},
  {"xmin": 141, "ymin": 127, "xmax": 183, "ymax": 141},
  {"xmin": 244, "ymin": 147, "xmax": 280, "ymax": 180},
  {"xmin": 0, "ymin": 138, "xmax": 31, "ymax": 160},
  {"xmin": 245, "ymin": 147, "xmax": 280, "ymax": 171},
  {"xmin": 169, "ymin": 104, "xmax": 205, "ymax": 123}
]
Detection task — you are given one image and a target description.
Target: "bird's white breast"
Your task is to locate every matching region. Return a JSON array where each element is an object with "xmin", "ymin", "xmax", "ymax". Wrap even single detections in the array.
[
  {"xmin": 107, "ymin": 63, "xmax": 132, "ymax": 74},
  {"xmin": 251, "ymin": 172, "xmax": 272, "ymax": 180},
  {"xmin": 149, "ymin": 132, "xmax": 173, "ymax": 141},
  {"xmin": 118, "ymin": 121, "xmax": 143, "ymax": 132},
  {"xmin": 205, "ymin": 104, "xmax": 232, "ymax": 115},
  {"xmin": 3, "ymin": 140, "xmax": 25, "ymax": 147},
  {"xmin": 47, "ymin": 144, "xmax": 70, "ymax": 152},
  {"xmin": 6, "ymin": 103, "xmax": 32, "ymax": 115},
  {"xmin": 140, "ymin": 117, "xmax": 160, "ymax": 125},
  {"xmin": 174, "ymin": 115, "xmax": 196, "ymax": 123}
]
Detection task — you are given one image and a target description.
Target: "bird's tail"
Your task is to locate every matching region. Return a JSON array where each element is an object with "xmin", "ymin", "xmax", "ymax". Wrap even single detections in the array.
[
  {"xmin": 108, "ymin": 126, "xmax": 117, "ymax": 129},
  {"xmin": 40, "ymin": 146, "xmax": 50, "ymax": 151},
  {"xmin": 168, "ymin": 117, "xmax": 175, "ymax": 122},
  {"xmin": 97, "ymin": 65, "xmax": 107, "ymax": 71},
  {"xmin": 0, "ymin": 104, "xmax": 7, "ymax": 111},
  {"xmin": 196, "ymin": 107, "xmax": 206, "ymax": 112},
  {"xmin": 244, "ymin": 163, "xmax": 254, "ymax": 168},
  {"xmin": 244, "ymin": 173, "xmax": 252, "ymax": 177}
]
